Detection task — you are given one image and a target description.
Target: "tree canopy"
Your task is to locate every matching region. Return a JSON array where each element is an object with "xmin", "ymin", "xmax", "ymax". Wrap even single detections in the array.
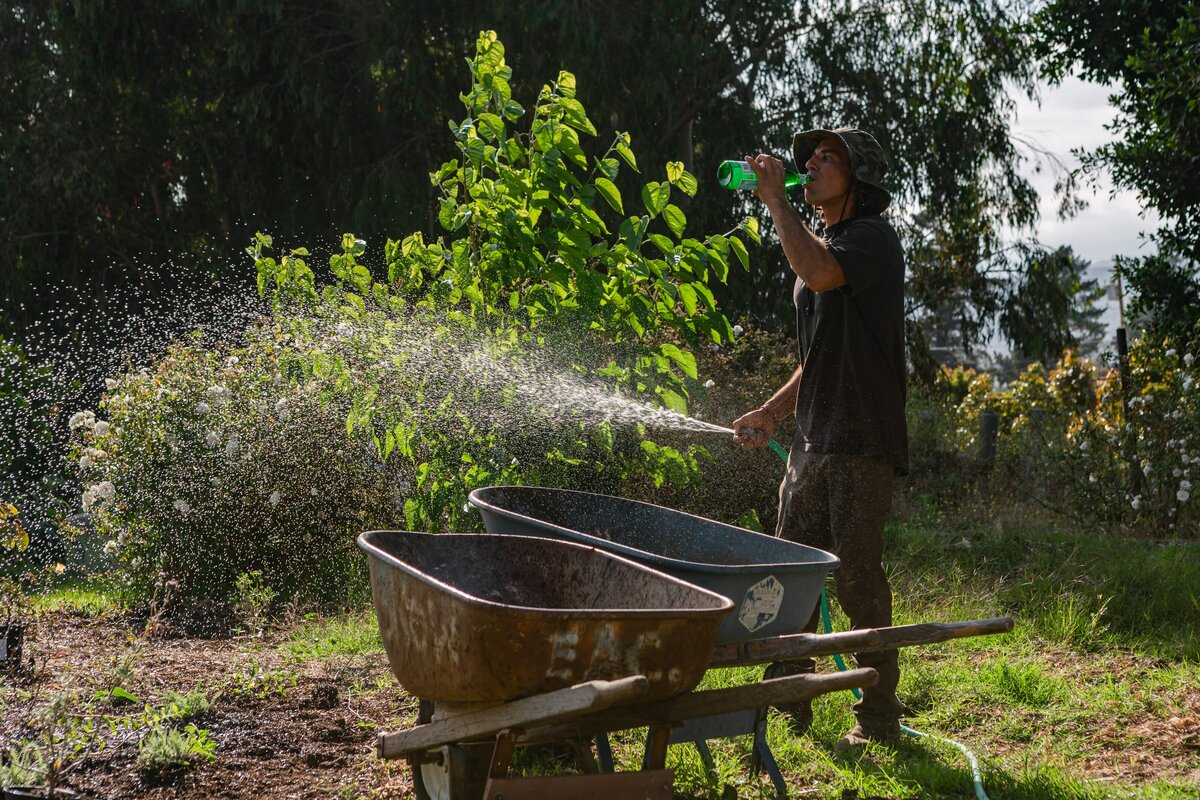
[
  {"xmin": 0, "ymin": 0, "xmax": 1134, "ymax": 371},
  {"xmin": 1034, "ymin": 0, "xmax": 1200, "ymax": 345}
]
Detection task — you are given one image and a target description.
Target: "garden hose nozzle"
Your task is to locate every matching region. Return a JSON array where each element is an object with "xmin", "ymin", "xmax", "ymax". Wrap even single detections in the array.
[{"xmin": 736, "ymin": 427, "xmax": 790, "ymax": 463}]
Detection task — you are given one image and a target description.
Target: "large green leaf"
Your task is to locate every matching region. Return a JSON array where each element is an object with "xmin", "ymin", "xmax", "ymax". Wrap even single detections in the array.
[
  {"xmin": 641, "ymin": 181, "xmax": 670, "ymax": 217},
  {"xmin": 663, "ymin": 204, "xmax": 686, "ymax": 239},
  {"xmin": 594, "ymin": 177, "xmax": 623, "ymax": 213},
  {"xmin": 660, "ymin": 343, "xmax": 697, "ymax": 379}
]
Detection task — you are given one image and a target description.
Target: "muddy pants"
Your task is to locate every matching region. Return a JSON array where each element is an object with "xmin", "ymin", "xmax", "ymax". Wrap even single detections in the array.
[{"xmin": 775, "ymin": 451, "xmax": 904, "ymax": 731}]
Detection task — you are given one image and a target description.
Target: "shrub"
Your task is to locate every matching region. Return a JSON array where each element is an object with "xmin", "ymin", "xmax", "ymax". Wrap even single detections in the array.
[
  {"xmin": 906, "ymin": 339, "xmax": 1198, "ymax": 537},
  {"xmin": 67, "ymin": 334, "xmax": 408, "ymax": 625}
]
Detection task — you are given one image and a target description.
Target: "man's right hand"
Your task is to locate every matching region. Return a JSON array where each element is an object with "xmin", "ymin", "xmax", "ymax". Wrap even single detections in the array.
[{"xmin": 731, "ymin": 407, "xmax": 777, "ymax": 450}]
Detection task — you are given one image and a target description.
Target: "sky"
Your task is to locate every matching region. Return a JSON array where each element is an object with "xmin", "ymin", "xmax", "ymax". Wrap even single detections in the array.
[{"xmin": 1009, "ymin": 76, "xmax": 1160, "ymax": 335}]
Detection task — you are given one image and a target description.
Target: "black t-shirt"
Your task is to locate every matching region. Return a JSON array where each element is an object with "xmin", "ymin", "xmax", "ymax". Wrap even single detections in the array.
[{"xmin": 792, "ymin": 214, "xmax": 909, "ymax": 474}]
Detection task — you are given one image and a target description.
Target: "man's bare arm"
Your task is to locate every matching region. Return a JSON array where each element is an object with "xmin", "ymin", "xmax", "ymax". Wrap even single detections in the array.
[
  {"xmin": 746, "ymin": 154, "xmax": 846, "ymax": 291},
  {"xmin": 731, "ymin": 365, "xmax": 801, "ymax": 448}
]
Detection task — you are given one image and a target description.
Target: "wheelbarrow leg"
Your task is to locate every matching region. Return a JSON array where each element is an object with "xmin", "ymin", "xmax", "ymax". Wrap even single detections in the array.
[
  {"xmin": 750, "ymin": 711, "xmax": 788, "ymax": 798},
  {"xmin": 593, "ymin": 733, "xmax": 615, "ymax": 773}
]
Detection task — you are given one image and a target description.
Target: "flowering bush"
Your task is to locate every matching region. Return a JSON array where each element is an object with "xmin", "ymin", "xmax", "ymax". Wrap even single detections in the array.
[
  {"xmin": 67, "ymin": 334, "xmax": 410, "ymax": 626},
  {"xmin": 908, "ymin": 340, "xmax": 1198, "ymax": 537}
]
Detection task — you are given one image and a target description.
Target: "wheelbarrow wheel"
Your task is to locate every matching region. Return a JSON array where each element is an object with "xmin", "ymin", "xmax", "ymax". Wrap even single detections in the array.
[{"xmin": 411, "ymin": 699, "xmax": 490, "ymax": 800}]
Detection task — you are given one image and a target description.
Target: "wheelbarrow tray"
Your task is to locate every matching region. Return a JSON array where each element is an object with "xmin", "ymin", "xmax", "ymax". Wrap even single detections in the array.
[
  {"xmin": 468, "ymin": 486, "xmax": 839, "ymax": 645},
  {"xmin": 358, "ymin": 530, "xmax": 733, "ymax": 704}
]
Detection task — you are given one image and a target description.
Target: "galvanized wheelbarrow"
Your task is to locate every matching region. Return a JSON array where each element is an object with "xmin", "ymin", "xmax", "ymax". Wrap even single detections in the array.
[
  {"xmin": 468, "ymin": 486, "xmax": 840, "ymax": 645},
  {"xmin": 360, "ymin": 525, "xmax": 1012, "ymax": 799}
]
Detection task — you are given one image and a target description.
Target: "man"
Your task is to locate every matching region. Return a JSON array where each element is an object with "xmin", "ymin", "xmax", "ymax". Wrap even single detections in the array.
[{"xmin": 731, "ymin": 128, "xmax": 908, "ymax": 751}]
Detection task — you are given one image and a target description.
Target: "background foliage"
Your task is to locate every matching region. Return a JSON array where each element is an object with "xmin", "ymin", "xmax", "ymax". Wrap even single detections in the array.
[{"xmin": 2, "ymin": 0, "xmax": 1108, "ymax": 366}]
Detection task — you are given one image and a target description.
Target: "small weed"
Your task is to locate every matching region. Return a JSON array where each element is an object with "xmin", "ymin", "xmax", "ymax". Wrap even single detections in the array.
[
  {"xmin": 158, "ymin": 689, "xmax": 213, "ymax": 724},
  {"xmin": 232, "ymin": 570, "xmax": 276, "ymax": 637},
  {"xmin": 980, "ymin": 659, "xmax": 1060, "ymax": 707},
  {"xmin": 138, "ymin": 723, "xmax": 216, "ymax": 777},
  {"xmin": 0, "ymin": 742, "xmax": 45, "ymax": 789},
  {"xmin": 226, "ymin": 663, "xmax": 296, "ymax": 700}
]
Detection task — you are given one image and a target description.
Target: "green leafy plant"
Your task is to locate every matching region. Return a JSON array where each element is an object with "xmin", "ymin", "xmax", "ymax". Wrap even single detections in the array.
[
  {"xmin": 232, "ymin": 570, "xmax": 277, "ymax": 637},
  {"xmin": 137, "ymin": 723, "xmax": 216, "ymax": 778},
  {"xmin": 1, "ymin": 690, "xmax": 106, "ymax": 797},
  {"xmin": 249, "ymin": 30, "xmax": 757, "ymax": 532}
]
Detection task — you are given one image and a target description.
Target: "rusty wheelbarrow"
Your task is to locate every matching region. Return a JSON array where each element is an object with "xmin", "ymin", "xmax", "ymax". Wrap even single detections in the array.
[{"xmin": 360, "ymin": 527, "xmax": 1011, "ymax": 799}]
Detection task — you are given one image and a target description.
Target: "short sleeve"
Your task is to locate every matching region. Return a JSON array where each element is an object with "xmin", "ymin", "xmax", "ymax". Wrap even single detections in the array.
[{"xmin": 826, "ymin": 218, "xmax": 892, "ymax": 295}]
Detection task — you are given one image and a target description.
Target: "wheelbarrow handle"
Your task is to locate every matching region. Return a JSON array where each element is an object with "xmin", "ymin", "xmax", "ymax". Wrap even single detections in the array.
[{"xmin": 708, "ymin": 616, "xmax": 1015, "ymax": 668}]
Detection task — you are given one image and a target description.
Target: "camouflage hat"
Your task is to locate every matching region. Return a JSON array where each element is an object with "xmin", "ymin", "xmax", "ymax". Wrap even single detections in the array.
[{"xmin": 792, "ymin": 127, "xmax": 891, "ymax": 214}]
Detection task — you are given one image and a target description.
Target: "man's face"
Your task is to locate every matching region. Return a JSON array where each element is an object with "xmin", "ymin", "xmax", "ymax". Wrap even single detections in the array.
[{"xmin": 802, "ymin": 137, "xmax": 853, "ymax": 210}]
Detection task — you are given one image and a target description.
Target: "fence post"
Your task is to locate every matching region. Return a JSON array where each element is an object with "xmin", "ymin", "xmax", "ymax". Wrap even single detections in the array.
[
  {"xmin": 1116, "ymin": 327, "xmax": 1141, "ymax": 497},
  {"xmin": 979, "ymin": 409, "xmax": 999, "ymax": 468}
]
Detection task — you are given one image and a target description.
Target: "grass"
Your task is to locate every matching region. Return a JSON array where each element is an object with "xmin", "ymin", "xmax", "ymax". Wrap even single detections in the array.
[
  {"xmin": 282, "ymin": 608, "xmax": 383, "ymax": 662},
  {"xmin": 595, "ymin": 519, "xmax": 1200, "ymax": 798}
]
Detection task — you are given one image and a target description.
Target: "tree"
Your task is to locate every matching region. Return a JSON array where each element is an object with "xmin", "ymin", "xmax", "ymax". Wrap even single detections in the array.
[
  {"xmin": 2, "ymin": 1, "xmax": 1047, "ymax": 371},
  {"xmin": 1034, "ymin": 1, "xmax": 1200, "ymax": 347},
  {"xmin": 999, "ymin": 245, "xmax": 1106, "ymax": 365}
]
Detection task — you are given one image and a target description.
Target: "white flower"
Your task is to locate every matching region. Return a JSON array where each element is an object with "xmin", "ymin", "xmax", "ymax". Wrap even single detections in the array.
[
  {"xmin": 1089, "ymin": 474, "xmax": 1097, "ymax": 483},
  {"xmin": 1166, "ymin": 349, "xmax": 1177, "ymax": 358},
  {"xmin": 275, "ymin": 397, "xmax": 290, "ymax": 420},
  {"xmin": 1185, "ymin": 353, "xmax": 1195, "ymax": 367},
  {"xmin": 1175, "ymin": 468, "xmax": 1184, "ymax": 478},
  {"xmin": 1080, "ymin": 440, "xmax": 1089, "ymax": 451},
  {"xmin": 225, "ymin": 435, "xmax": 241, "ymax": 457},
  {"xmin": 1143, "ymin": 462, "xmax": 1152, "ymax": 476},
  {"xmin": 93, "ymin": 421, "xmax": 111, "ymax": 437},
  {"xmin": 117, "ymin": 530, "xmax": 130, "ymax": 546},
  {"xmin": 336, "ymin": 321, "xmax": 355, "ymax": 338},
  {"xmin": 1179, "ymin": 489, "xmax": 1191, "ymax": 503},
  {"xmin": 69, "ymin": 410, "xmax": 96, "ymax": 431},
  {"xmin": 732, "ymin": 324, "xmax": 744, "ymax": 338},
  {"xmin": 205, "ymin": 431, "xmax": 221, "ymax": 448},
  {"xmin": 172, "ymin": 499, "xmax": 191, "ymax": 515},
  {"xmin": 704, "ymin": 379, "xmax": 715, "ymax": 389},
  {"xmin": 1131, "ymin": 496, "xmax": 1142, "ymax": 511},
  {"xmin": 130, "ymin": 557, "xmax": 141, "ymax": 570},
  {"xmin": 84, "ymin": 447, "xmax": 107, "ymax": 462},
  {"xmin": 1184, "ymin": 376, "xmax": 1194, "ymax": 391},
  {"xmin": 79, "ymin": 455, "xmax": 92, "ymax": 469},
  {"xmin": 105, "ymin": 378, "xmax": 118, "ymax": 391},
  {"xmin": 1182, "ymin": 480, "xmax": 1193, "ymax": 491},
  {"xmin": 196, "ymin": 402, "xmax": 211, "ymax": 415},
  {"xmin": 309, "ymin": 487, "xmax": 318, "ymax": 496},
  {"xmin": 82, "ymin": 481, "xmax": 116, "ymax": 511},
  {"xmin": 206, "ymin": 385, "xmax": 232, "ymax": 405},
  {"xmin": 269, "ymin": 490, "xmax": 281, "ymax": 507},
  {"xmin": 225, "ymin": 355, "xmax": 240, "ymax": 367},
  {"xmin": 103, "ymin": 540, "xmax": 119, "ymax": 555}
]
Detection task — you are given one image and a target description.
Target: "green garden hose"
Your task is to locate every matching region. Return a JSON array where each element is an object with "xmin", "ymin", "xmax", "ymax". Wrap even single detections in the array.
[{"xmin": 765, "ymin": 439, "xmax": 991, "ymax": 800}]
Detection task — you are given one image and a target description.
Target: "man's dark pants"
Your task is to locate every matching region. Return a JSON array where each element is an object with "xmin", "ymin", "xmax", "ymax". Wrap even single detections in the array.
[{"xmin": 773, "ymin": 451, "xmax": 904, "ymax": 732}]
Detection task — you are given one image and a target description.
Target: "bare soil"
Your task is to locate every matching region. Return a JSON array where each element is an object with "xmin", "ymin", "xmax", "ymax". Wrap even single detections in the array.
[{"xmin": 2, "ymin": 613, "xmax": 416, "ymax": 799}]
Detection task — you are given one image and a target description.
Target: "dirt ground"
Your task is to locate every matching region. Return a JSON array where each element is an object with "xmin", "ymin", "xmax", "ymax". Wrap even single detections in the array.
[
  {"xmin": 3, "ymin": 612, "xmax": 1199, "ymax": 799},
  {"xmin": 2, "ymin": 613, "xmax": 417, "ymax": 799}
]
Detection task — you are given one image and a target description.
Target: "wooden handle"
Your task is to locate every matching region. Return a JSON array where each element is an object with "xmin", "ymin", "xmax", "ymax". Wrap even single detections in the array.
[
  {"xmin": 709, "ymin": 616, "xmax": 1015, "ymax": 668},
  {"xmin": 377, "ymin": 675, "xmax": 649, "ymax": 759}
]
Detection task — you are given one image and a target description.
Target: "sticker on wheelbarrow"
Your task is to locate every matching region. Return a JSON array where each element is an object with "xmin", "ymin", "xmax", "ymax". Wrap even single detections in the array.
[{"xmin": 738, "ymin": 575, "xmax": 784, "ymax": 632}]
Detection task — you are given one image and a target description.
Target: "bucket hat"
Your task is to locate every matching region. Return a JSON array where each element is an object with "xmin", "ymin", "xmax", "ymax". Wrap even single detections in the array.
[{"xmin": 792, "ymin": 127, "xmax": 891, "ymax": 214}]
